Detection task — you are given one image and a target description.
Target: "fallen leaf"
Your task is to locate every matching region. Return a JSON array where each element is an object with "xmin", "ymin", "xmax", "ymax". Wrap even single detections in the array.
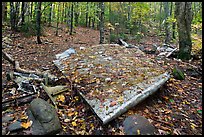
[
  {"xmin": 110, "ymin": 101, "xmax": 117, "ymax": 107},
  {"xmin": 64, "ymin": 118, "xmax": 70, "ymax": 122},
  {"xmin": 137, "ymin": 129, "xmax": 140, "ymax": 135},
  {"xmin": 72, "ymin": 121, "xmax": 77, "ymax": 126},
  {"xmin": 68, "ymin": 112, "xmax": 75, "ymax": 117},
  {"xmin": 57, "ymin": 94, "xmax": 65, "ymax": 103},
  {"xmin": 21, "ymin": 120, "xmax": 32, "ymax": 129},
  {"xmin": 197, "ymin": 110, "xmax": 202, "ymax": 114}
]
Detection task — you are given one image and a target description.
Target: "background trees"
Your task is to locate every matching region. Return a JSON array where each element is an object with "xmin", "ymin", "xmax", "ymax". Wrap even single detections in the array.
[{"xmin": 2, "ymin": 2, "xmax": 202, "ymax": 60}]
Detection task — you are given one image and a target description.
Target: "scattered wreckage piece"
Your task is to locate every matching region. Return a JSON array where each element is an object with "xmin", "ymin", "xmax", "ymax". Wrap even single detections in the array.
[
  {"xmin": 2, "ymin": 51, "xmax": 58, "ymax": 84},
  {"xmin": 156, "ymin": 44, "xmax": 178, "ymax": 58},
  {"xmin": 40, "ymin": 83, "xmax": 68, "ymax": 109},
  {"xmin": 53, "ymin": 44, "xmax": 170, "ymax": 124}
]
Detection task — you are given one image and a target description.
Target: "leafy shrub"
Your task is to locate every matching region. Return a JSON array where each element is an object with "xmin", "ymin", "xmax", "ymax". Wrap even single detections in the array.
[
  {"xmin": 110, "ymin": 33, "xmax": 118, "ymax": 43},
  {"xmin": 119, "ymin": 33, "xmax": 128, "ymax": 41},
  {"xmin": 19, "ymin": 21, "xmax": 44, "ymax": 37}
]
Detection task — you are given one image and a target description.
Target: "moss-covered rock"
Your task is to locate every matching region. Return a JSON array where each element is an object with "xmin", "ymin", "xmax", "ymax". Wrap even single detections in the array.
[
  {"xmin": 28, "ymin": 98, "xmax": 61, "ymax": 135},
  {"xmin": 172, "ymin": 67, "xmax": 185, "ymax": 80}
]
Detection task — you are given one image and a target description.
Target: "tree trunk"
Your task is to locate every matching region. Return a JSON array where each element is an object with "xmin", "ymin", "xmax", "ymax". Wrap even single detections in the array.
[
  {"xmin": 30, "ymin": 2, "xmax": 33, "ymax": 20},
  {"xmin": 85, "ymin": 2, "xmax": 89, "ymax": 27},
  {"xmin": 74, "ymin": 2, "xmax": 79, "ymax": 26},
  {"xmin": 36, "ymin": 2, "xmax": 42, "ymax": 44},
  {"xmin": 10, "ymin": 2, "xmax": 16, "ymax": 31},
  {"xmin": 56, "ymin": 3, "xmax": 60, "ymax": 36},
  {"xmin": 97, "ymin": 3, "xmax": 100, "ymax": 30},
  {"xmin": 159, "ymin": 2, "xmax": 163, "ymax": 32},
  {"xmin": 88, "ymin": 16, "xmax": 91, "ymax": 28},
  {"xmin": 48, "ymin": 2, "xmax": 52, "ymax": 27},
  {"xmin": 109, "ymin": 2, "xmax": 112, "ymax": 23},
  {"xmin": 2, "ymin": 2, "xmax": 7, "ymax": 23},
  {"xmin": 164, "ymin": 2, "xmax": 171, "ymax": 44},
  {"xmin": 175, "ymin": 2, "xmax": 192, "ymax": 60},
  {"xmin": 171, "ymin": 2, "xmax": 176, "ymax": 39},
  {"xmin": 22, "ymin": 2, "xmax": 25, "ymax": 25},
  {"xmin": 99, "ymin": 2, "xmax": 105, "ymax": 44},
  {"xmin": 70, "ymin": 2, "xmax": 74, "ymax": 35}
]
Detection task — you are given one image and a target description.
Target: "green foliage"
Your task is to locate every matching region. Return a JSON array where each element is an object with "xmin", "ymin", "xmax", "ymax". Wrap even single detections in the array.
[
  {"xmin": 110, "ymin": 33, "xmax": 118, "ymax": 43},
  {"xmin": 19, "ymin": 22, "xmax": 44, "ymax": 37},
  {"xmin": 172, "ymin": 67, "xmax": 185, "ymax": 80},
  {"xmin": 118, "ymin": 33, "xmax": 128, "ymax": 41}
]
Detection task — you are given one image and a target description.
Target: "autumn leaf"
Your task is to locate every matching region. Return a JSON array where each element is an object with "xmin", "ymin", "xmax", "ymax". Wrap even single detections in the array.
[
  {"xmin": 137, "ymin": 129, "xmax": 140, "ymax": 135},
  {"xmin": 20, "ymin": 114, "xmax": 28, "ymax": 120},
  {"xmin": 21, "ymin": 120, "xmax": 33, "ymax": 129},
  {"xmin": 67, "ymin": 111, "xmax": 75, "ymax": 117},
  {"xmin": 110, "ymin": 101, "xmax": 117, "ymax": 107},
  {"xmin": 57, "ymin": 94, "xmax": 65, "ymax": 102},
  {"xmin": 64, "ymin": 118, "xmax": 70, "ymax": 123},
  {"xmin": 72, "ymin": 121, "xmax": 77, "ymax": 126}
]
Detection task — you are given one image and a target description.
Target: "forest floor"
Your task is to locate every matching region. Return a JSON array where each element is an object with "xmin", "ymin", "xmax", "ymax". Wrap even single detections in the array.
[{"xmin": 2, "ymin": 24, "xmax": 202, "ymax": 135}]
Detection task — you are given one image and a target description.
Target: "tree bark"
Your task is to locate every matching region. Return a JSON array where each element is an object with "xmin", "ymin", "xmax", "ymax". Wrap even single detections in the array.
[
  {"xmin": 74, "ymin": 2, "xmax": 79, "ymax": 26},
  {"xmin": 30, "ymin": 2, "xmax": 33, "ymax": 20},
  {"xmin": 2, "ymin": 2, "xmax": 7, "ymax": 23},
  {"xmin": 10, "ymin": 2, "xmax": 17, "ymax": 31},
  {"xmin": 171, "ymin": 2, "xmax": 176, "ymax": 39},
  {"xmin": 36, "ymin": 2, "xmax": 42, "ymax": 44},
  {"xmin": 164, "ymin": 2, "xmax": 171, "ymax": 44},
  {"xmin": 175, "ymin": 2, "xmax": 192, "ymax": 60},
  {"xmin": 55, "ymin": 3, "xmax": 60, "ymax": 36},
  {"xmin": 159, "ymin": 2, "xmax": 163, "ymax": 32},
  {"xmin": 85, "ymin": 2, "xmax": 89, "ymax": 27},
  {"xmin": 21, "ymin": 2, "xmax": 25, "ymax": 25},
  {"xmin": 70, "ymin": 2, "xmax": 74, "ymax": 35},
  {"xmin": 99, "ymin": 2, "xmax": 105, "ymax": 44},
  {"xmin": 48, "ymin": 2, "xmax": 52, "ymax": 27}
]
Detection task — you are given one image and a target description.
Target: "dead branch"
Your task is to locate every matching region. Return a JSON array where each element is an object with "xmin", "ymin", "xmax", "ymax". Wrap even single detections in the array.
[{"xmin": 2, "ymin": 50, "xmax": 58, "ymax": 82}]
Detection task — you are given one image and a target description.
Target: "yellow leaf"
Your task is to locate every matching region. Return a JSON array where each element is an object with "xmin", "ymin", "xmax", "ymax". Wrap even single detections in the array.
[
  {"xmin": 21, "ymin": 120, "xmax": 32, "ymax": 129},
  {"xmin": 137, "ymin": 129, "xmax": 140, "ymax": 135},
  {"xmin": 96, "ymin": 78, "xmax": 100, "ymax": 84},
  {"xmin": 20, "ymin": 115, "xmax": 28, "ymax": 120},
  {"xmin": 64, "ymin": 119, "xmax": 70, "ymax": 123},
  {"xmin": 68, "ymin": 112, "xmax": 75, "ymax": 117},
  {"xmin": 118, "ymin": 96, "xmax": 124, "ymax": 103},
  {"xmin": 178, "ymin": 88, "xmax": 184, "ymax": 92},
  {"xmin": 72, "ymin": 121, "xmax": 77, "ymax": 127},
  {"xmin": 89, "ymin": 56, "xmax": 96, "ymax": 59},
  {"xmin": 57, "ymin": 94, "xmax": 65, "ymax": 103},
  {"xmin": 74, "ymin": 96, "xmax": 79, "ymax": 101}
]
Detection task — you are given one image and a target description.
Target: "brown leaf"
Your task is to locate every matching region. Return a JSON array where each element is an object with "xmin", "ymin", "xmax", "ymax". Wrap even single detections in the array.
[{"xmin": 110, "ymin": 101, "xmax": 117, "ymax": 107}]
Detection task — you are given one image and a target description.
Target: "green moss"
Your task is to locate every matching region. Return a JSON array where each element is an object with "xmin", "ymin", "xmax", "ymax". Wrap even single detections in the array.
[{"xmin": 172, "ymin": 67, "xmax": 185, "ymax": 80}]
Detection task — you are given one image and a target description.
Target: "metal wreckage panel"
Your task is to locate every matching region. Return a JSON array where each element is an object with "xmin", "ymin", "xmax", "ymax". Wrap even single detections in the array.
[{"xmin": 53, "ymin": 44, "xmax": 170, "ymax": 124}]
